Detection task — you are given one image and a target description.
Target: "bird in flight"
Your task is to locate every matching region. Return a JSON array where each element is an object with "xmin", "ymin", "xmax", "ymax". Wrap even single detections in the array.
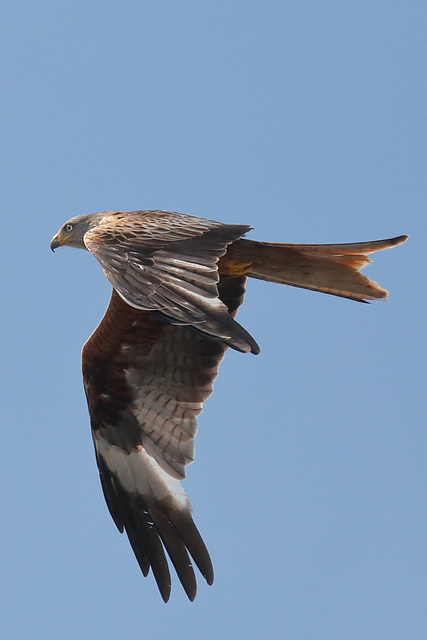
[{"xmin": 50, "ymin": 210, "xmax": 407, "ymax": 601}]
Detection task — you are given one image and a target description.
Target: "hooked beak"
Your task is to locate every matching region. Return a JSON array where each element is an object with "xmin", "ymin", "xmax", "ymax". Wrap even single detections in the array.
[{"xmin": 50, "ymin": 234, "xmax": 61, "ymax": 252}]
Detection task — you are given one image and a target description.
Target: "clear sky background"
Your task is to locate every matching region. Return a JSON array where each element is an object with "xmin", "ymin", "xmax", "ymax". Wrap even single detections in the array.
[{"xmin": 1, "ymin": 2, "xmax": 425, "ymax": 639}]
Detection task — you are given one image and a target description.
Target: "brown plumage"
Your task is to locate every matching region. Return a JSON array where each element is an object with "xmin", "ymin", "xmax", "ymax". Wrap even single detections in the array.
[{"xmin": 50, "ymin": 210, "xmax": 407, "ymax": 601}]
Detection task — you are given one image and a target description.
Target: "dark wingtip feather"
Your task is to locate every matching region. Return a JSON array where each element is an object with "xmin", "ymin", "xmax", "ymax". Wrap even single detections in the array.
[
  {"xmin": 150, "ymin": 506, "xmax": 198, "ymax": 601},
  {"xmin": 110, "ymin": 479, "xmax": 173, "ymax": 600},
  {"xmin": 170, "ymin": 511, "xmax": 214, "ymax": 586},
  {"xmin": 96, "ymin": 460, "xmax": 213, "ymax": 601}
]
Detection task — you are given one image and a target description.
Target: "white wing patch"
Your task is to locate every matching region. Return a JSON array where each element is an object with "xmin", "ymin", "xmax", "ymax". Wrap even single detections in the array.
[{"xmin": 95, "ymin": 433, "xmax": 192, "ymax": 513}]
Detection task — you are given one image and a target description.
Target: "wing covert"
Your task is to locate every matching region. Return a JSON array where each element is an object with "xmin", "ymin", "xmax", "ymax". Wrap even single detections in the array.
[{"xmin": 83, "ymin": 210, "xmax": 259, "ymax": 354}]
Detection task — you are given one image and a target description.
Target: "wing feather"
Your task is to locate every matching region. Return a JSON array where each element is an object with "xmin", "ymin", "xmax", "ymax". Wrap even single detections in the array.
[
  {"xmin": 83, "ymin": 210, "xmax": 259, "ymax": 354},
  {"xmin": 82, "ymin": 275, "xmax": 247, "ymax": 600}
]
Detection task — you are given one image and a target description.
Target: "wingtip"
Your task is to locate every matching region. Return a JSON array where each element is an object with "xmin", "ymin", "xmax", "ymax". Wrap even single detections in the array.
[
  {"xmin": 184, "ymin": 582, "xmax": 197, "ymax": 602},
  {"xmin": 204, "ymin": 568, "xmax": 214, "ymax": 586},
  {"xmin": 160, "ymin": 586, "xmax": 171, "ymax": 603},
  {"xmin": 169, "ymin": 510, "xmax": 214, "ymax": 594}
]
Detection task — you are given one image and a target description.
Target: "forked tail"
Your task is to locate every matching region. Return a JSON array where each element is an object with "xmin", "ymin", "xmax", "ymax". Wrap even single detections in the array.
[{"xmin": 220, "ymin": 235, "xmax": 407, "ymax": 302}]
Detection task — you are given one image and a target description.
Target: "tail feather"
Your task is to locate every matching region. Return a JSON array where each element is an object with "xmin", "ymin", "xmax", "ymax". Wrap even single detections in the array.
[{"xmin": 221, "ymin": 235, "xmax": 407, "ymax": 302}]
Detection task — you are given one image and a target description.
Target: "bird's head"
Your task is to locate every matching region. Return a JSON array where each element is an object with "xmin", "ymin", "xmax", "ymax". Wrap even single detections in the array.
[{"xmin": 50, "ymin": 213, "xmax": 96, "ymax": 251}]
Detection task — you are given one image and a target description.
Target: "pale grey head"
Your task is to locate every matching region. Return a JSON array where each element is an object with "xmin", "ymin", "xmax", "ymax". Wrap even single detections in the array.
[{"xmin": 50, "ymin": 212, "xmax": 106, "ymax": 251}]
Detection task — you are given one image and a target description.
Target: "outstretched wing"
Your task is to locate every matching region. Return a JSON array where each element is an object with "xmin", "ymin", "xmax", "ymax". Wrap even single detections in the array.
[
  {"xmin": 82, "ymin": 275, "xmax": 247, "ymax": 602},
  {"xmin": 83, "ymin": 210, "xmax": 259, "ymax": 354}
]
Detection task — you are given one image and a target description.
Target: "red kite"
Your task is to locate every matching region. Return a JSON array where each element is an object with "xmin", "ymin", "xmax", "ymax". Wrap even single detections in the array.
[{"xmin": 50, "ymin": 209, "xmax": 407, "ymax": 601}]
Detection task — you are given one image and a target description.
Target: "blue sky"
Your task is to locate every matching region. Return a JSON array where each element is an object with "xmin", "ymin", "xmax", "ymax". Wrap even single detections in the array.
[{"xmin": 1, "ymin": 2, "xmax": 425, "ymax": 638}]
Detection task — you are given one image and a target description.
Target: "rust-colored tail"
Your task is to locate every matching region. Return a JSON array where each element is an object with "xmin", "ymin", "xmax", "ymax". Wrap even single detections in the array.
[{"xmin": 220, "ymin": 235, "xmax": 407, "ymax": 302}]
